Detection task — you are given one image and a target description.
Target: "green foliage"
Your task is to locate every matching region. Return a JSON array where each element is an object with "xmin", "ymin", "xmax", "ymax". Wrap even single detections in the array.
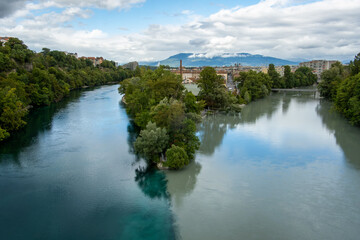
[
  {"xmin": 120, "ymin": 67, "xmax": 201, "ymax": 167},
  {"xmin": 318, "ymin": 62, "xmax": 348, "ymax": 100},
  {"xmin": 0, "ymin": 127, "xmax": 10, "ymax": 141},
  {"xmin": 334, "ymin": 73, "xmax": 360, "ymax": 125},
  {"xmin": 184, "ymin": 91, "xmax": 204, "ymax": 113},
  {"xmin": 0, "ymin": 87, "xmax": 28, "ymax": 134},
  {"xmin": 134, "ymin": 122, "xmax": 169, "ymax": 161},
  {"xmin": 235, "ymin": 70, "xmax": 272, "ymax": 103},
  {"xmin": 164, "ymin": 145, "xmax": 189, "ymax": 169},
  {"xmin": 151, "ymin": 98, "xmax": 185, "ymax": 130},
  {"xmin": 350, "ymin": 53, "xmax": 360, "ymax": 76},
  {"xmin": 318, "ymin": 54, "xmax": 360, "ymax": 126},
  {"xmin": 170, "ymin": 118, "xmax": 200, "ymax": 159},
  {"xmin": 268, "ymin": 64, "xmax": 283, "ymax": 88},
  {"xmin": 294, "ymin": 67, "xmax": 317, "ymax": 87},
  {"xmin": 0, "ymin": 37, "xmax": 133, "ymax": 141},
  {"xmin": 197, "ymin": 67, "xmax": 230, "ymax": 109},
  {"xmin": 283, "ymin": 65, "xmax": 295, "ymax": 88}
]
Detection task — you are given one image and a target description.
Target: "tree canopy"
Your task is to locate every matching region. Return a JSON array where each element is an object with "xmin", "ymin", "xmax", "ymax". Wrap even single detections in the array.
[{"xmin": 318, "ymin": 54, "xmax": 360, "ymax": 126}]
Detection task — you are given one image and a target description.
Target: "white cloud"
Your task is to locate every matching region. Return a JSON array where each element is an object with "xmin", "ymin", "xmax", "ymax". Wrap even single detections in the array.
[
  {"xmin": 44, "ymin": 0, "xmax": 146, "ymax": 10},
  {"xmin": 1, "ymin": 0, "xmax": 360, "ymax": 63}
]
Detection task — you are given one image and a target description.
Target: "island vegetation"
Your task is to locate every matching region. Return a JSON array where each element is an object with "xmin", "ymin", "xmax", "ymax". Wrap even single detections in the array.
[
  {"xmin": 0, "ymin": 37, "xmax": 133, "ymax": 141},
  {"xmin": 318, "ymin": 53, "xmax": 360, "ymax": 126},
  {"xmin": 119, "ymin": 66, "xmax": 206, "ymax": 169}
]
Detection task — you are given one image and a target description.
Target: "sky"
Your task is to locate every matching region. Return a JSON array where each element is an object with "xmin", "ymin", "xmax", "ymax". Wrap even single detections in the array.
[{"xmin": 0, "ymin": 0, "xmax": 359, "ymax": 64}]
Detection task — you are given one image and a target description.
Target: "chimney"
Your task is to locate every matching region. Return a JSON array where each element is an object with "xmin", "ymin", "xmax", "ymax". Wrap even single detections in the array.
[{"xmin": 180, "ymin": 60, "xmax": 183, "ymax": 80}]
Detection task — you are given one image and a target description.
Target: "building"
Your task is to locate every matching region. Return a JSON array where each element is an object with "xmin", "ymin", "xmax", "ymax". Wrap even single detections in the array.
[
  {"xmin": 80, "ymin": 56, "xmax": 104, "ymax": 66},
  {"xmin": 0, "ymin": 37, "xmax": 10, "ymax": 44},
  {"xmin": 63, "ymin": 51, "xmax": 78, "ymax": 58},
  {"xmin": 299, "ymin": 60, "xmax": 337, "ymax": 79},
  {"xmin": 171, "ymin": 69, "xmax": 228, "ymax": 85},
  {"xmin": 123, "ymin": 61, "xmax": 139, "ymax": 71}
]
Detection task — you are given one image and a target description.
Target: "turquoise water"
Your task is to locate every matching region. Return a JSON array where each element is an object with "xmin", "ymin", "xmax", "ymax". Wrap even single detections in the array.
[
  {"xmin": 0, "ymin": 86, "xmax": 176, "ymax": 240},
  {"xmin": 1, "ymin": 86, "xmax": 360, "ymax": 240}
]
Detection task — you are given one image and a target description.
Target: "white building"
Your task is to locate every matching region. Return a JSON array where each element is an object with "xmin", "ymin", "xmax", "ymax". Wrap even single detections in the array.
[{"xmin": 299, "ymin": 60, "xmax": 338, "ymax": 79}]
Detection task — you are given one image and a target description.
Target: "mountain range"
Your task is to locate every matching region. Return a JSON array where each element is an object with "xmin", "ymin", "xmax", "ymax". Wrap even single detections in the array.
[{"xmin": 140, "ymin": 53, "xmax": 300, "ymax": 67}]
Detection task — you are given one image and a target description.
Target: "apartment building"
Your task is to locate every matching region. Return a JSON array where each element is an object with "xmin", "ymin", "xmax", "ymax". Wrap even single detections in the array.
[{"xmin": 299, "ymin": 60, "xmax": 337, "ymax": 78}]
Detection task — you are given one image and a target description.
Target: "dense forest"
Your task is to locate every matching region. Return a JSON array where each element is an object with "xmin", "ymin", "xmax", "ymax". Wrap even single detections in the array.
[
  {"xmin": 0, "ymin": 38, "xmax": 133, "ymax": 141},
  {"xmin": 318, "ymin": 53, "xmax": 360, "ymax": 126}
]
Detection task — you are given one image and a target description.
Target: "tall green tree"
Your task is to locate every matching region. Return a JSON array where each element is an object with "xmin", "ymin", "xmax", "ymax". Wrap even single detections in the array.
[
  {"xmin": 283, "ymin": 65, "xmax": 294, "ymax": 88},
  {"xmin": 318, "ymin": 62, "xmax": 348, "ymax": 100},
  {"xmin": 350, "ymin": 53, "xmax": 360, "ymax": 76},
  {"xmin": 134, "ymin": 122, "xmax": 169, "ymax": 162},
  {"xmin": 268, "ymin": 64, "xmax": 283, "ymax": 88},
  {"xmin": 197, "ymin": 67, "xmax": 227, "ymax": 108}
]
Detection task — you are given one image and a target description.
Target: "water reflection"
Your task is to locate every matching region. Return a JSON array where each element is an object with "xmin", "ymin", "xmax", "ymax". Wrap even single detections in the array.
[
  {"xmin": 165, "ymin": 161, "xmax": 201, "ymax": 207},
  {"xmin": 135, "ymin": 166, "xmax": 169, "ymax": 199},
  {"xmin": 126, "ymin": 120, "xmax": 140, "ymax": 156},
  {"xmin": 167, "ymin": 92, "xmax": 360, "ymax": 240},
  {"xmin": 0, "ymin": 89, "xmax": 83, "ymax": 165},
  {"xmin": 316, "ymin": 100, "xmax": 360, "ymax": 169}
]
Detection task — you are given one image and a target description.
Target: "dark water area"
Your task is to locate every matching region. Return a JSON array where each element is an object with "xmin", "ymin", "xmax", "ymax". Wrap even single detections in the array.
[
  {"xmin": 0, "ymin": 86, "xmax": 176, "ymax": 240},
  {"xmin": 1, "ymin": 86, "xmax": 360, "ymax": 240}
]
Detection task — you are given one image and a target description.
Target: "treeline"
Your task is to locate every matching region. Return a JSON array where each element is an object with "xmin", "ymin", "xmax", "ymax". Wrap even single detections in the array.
[
  {"xmin": 234, "ymin": 65, "xmax": 317, "ymax": 104},
  {"xmin": 318, "ymin": 53, "xmax": 360, "ymax": 126},
  {"xmin": 268, "ymin": 64, "xmax": 317, "ymax": 89},
  {"xmin": 0, "ymin": 38, "xmax": 133, "ymax": 141},
  {"xmin": 119, "ymin": 66, "xmax": 204, "ymax": 169}
]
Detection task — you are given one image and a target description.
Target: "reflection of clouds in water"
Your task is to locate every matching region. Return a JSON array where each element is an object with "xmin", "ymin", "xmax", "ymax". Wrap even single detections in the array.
[{"xmin": 236, "ymin": 93, "xmax": 340, "ymax": 151}]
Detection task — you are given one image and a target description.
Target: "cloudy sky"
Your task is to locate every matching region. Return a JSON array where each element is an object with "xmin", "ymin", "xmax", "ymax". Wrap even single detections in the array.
[{"xmin": 0, "ymin": 0, "xmax": 359, "ymax": 63}]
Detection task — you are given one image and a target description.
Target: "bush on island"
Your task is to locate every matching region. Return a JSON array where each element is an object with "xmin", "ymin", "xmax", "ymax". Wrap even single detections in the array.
[{"xmin": 165, "ymin": 145, "xmax": 189, "ymax": 169}]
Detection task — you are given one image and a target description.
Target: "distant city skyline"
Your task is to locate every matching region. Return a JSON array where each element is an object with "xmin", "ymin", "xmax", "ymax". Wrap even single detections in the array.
[{"xmin": 0, "ymin": 0, "xmax": 359, "ymax": 63}]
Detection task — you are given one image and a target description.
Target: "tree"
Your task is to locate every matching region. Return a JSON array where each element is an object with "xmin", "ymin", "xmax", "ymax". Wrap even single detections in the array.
[
  {"xmin": 0, "ymin": 87, "xmax": 28, "ymax": 132},
  {"xmin": 134, "ymin": 122, "xmax": 169, "ymax": 162},
  {"xmin": 150, "ymin": 98, "xmax": 185, "ymax": 130},
  {"xmin": 165, "ymin": 145, "xmax": 189, "ymax": 169},
  {"xmin": 184, "ymin": 91, "xmax": 200, "ymax": 113},
  {"xmin": 283, "ymin": 65, "xmax": 294, "ymax": 88},
  {"xmin": 294, "ymin": 67, "xmax": 317, "ymax": 87},
  {"xmin": 318, "ymin": 62, "xmax": 347, "ymax": 100},
  {"xmin": 268, "ymin": 64, "xmax": 282, "ymax": 88},
  {"xmin": 334, "ymin": 73, "xmax": 360, "ymax": 125},
  {"xmin": 235, "ymin": 70, "xmax": 272, "ymax": 103},
  {"xmin": 350, "ymin": 52, "xmax": 360, "ymax": 76},
  {"xmin": 197, "ymin": 67, "xmax": 226, "ymax": 108}
]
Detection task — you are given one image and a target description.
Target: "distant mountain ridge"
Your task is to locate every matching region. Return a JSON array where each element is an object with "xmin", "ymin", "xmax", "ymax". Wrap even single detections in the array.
[{"xmin": 140, "ymin": 53, "xmax": 299, "ymax": 67}]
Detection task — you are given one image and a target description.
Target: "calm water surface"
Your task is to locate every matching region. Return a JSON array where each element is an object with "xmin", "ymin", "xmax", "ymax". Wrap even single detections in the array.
[
  {"xmin": 1, "ymin": 85, "xmax": 360, "ymax": 240},
  {"xmin": 166, "ymin": 91, "xmax": 360, "ymax": 240}
]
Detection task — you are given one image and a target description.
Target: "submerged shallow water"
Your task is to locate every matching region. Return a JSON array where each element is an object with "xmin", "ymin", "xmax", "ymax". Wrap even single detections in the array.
[{"xmin": 1, "ymin": 85, "xmax": 360, "ymax": 240}]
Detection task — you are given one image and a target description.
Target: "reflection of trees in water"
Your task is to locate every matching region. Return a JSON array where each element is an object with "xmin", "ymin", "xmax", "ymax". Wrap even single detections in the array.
[
  {"xmin": 126, "ymin": 120, "xmax": 140, "ymax": 156},
  {"xmin": 166, "ymin": 161, "xmax": 201, "ymax": 207},
  {"xmin": 316, "ymin": 100, "xmax": 360, "ymax": 169},
  {"xmin": 198, "ymin": 93, "xmax": 283, "ymax": 155},
  {"xmin": 0, "ymin": 89, "xmax": 84, "ymax": 165},
  {"xmin": 198, "ymin": 92, "xmax": 319, "ymax": 155},
  {"xmin": 134, "ymin": 166, "xmax": 170, "ymax": 199}
]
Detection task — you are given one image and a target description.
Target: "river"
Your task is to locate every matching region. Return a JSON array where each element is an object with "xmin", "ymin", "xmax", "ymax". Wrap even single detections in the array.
[{"xmin": 1, "ymin": 85, "xmax": 360, "ymax": 240}]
